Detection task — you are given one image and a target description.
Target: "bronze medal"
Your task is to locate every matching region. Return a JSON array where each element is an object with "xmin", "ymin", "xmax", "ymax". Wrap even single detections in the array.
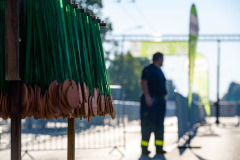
[
  {"xmin": 21, "ymin": 84, "xmax": 29, "ymax": 116},
  {"xmin": 97, "ymin": 94, "xmax": 101, "ymax": 116},
  {"xmin": 110, "ymin": 102, "xmax": 116, "ymax": 119},
  {"xmin": 83, "ymin": 102, "xmax": 88, "ymax": 116},
  {"xmin": 58, "ymin": 83, "xmax": 72, "ymax": 114},
  {"xmin": 78, "ymin": 83, "xmax": 83, "ymax": 105},
  {"xmin": 83, "ymin": 82, "xmax": 89, "ymax": 103},
  {"xmin": 100, "ymin": 95, "xmax": 105, "ymax": 113},
  {"xmin": 66, "ymin": 84, "xmax": 80, "ymax": 109},
  {"xmin": 92, "ymin": 96, "xmax": 97, "ymax": 117},
  {"xmin": 88, "ymin": 97, "xmax": 93, "ymax": 116}
]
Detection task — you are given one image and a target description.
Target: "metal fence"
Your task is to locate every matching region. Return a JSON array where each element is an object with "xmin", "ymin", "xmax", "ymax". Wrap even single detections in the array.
[
  {"xmin": 21, "ymin": 104, "xmax": 125, "ymax": 154},
  {"xmin": 211, "ymin": 101, "xmax": 240, "ymax": 127},
  {"xmin": 175, "ymin": 93, "xmax": 206, "ymax": 140},
  {"xmin": 1, "ymin": 98, "xmax": 239, "ymax": 157},
  {"xmin": 211, "ymin": 101, "xmax": 240, "ymax": 117},
  {"xmin": 0, "ymin": 100, "xmax": 176, "ymax": 153},
  {"xmin": 0, "ymin": 103, "xmax": 126, "ymax": 157},
  {"xmin": 175, "ymin": 93, "xmax": 240, "ymax": 144}
]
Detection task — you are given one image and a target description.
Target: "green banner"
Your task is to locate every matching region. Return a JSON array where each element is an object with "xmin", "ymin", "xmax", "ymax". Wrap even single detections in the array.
[
  {"xmin": 131, "ymin": 41, "xmax": 188, "ymax": 57},
  {"xmin": 188, "ymin": 4, "xmax": 199, "ymax": 119},
  {"xmin": 194, "ymin": 54, "xmax": 211, "ymax": 116}
]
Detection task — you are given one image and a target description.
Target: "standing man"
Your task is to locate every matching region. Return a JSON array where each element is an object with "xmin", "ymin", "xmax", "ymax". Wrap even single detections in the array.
[{"xmin": 140, "ymin": 52, "xmax": 167, "ymax": 155}]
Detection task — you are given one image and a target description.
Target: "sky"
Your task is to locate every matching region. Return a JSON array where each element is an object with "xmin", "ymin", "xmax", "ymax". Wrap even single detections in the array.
[{"xmin": 101, "ymin": 0, "xmax": 240, "ymax": 101}]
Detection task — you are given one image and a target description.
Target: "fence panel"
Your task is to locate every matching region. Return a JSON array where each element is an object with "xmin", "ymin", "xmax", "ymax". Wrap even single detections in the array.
[
  {"xmin": 0, "ymin": 100, "xmax": 177, "ymax": 153},
  {"xmin": 176, "ymin": 93, "xmax": 189, "ymax": 139},
  {"xmin": 176, "ymin": 93, "xmax": 206, "ymax": 140}
]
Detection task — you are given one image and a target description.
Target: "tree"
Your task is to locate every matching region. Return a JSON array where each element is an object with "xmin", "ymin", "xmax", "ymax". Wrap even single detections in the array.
[
  {"xmin": 108, "ymin": 52, "xmax": 149, "ymax": 101},
  {"xmin": 76, "ymin": 0, "xmax": 112, "ymax": 36},
  {"xmin": 108, "ymin": 52, "xmax": 177, "ymax": 101}
]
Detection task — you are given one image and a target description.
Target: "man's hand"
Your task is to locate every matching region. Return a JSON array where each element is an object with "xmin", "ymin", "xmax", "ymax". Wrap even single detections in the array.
[
  {"xmin": 141, "ymin": 79, "xmax": 152, "ymax": 107},
  {"xmin": 145, "ymin": 95, "xmax": 152, "ymax": 107}
]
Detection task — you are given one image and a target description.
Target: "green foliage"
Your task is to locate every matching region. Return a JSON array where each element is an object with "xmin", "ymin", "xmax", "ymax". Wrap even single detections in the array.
[
  {"xmin": 84, "ymin": 0, "xmax": 103, "ymax": 9},
  {"xmin": 108, "ymin": 52, "xmax": 149, "ymax": 101},
  {"xmin": 107, "ymin": 52, "xmax": 177, "ymax": 101},
  {"xmin": 77, "ymin": 0, "xmax": 112, "ymax": 36}
]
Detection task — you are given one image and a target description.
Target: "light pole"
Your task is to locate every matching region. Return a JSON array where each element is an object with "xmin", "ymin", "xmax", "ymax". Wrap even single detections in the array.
[
  {"xmin": 120, "ymin": 34, "xmax": 125, "ymax": 101},
  {"xmin": 216, "ymin": 40, "xmax": 221, "ymax": 125}
]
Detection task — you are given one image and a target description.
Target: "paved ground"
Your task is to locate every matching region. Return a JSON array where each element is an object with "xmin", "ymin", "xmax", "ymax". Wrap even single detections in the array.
[
  {"xmin": 0, "ymin": 117, "xmax": 240, "ymax": 160},
  {"xmin": 125, "ymin": 117, "xmax": 240, "ymax": 160}
]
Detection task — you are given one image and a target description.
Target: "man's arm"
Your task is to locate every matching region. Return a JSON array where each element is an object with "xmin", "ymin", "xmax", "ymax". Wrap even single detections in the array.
[{"xmin": 141, "ymin": 80, "xmax": 152, "ymax": 107}]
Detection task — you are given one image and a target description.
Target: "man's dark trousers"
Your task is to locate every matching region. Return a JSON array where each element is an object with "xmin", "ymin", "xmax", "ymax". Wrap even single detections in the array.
[{"xmin": 140, "ymin": 95, "xmax": 166, "ymax": 152}]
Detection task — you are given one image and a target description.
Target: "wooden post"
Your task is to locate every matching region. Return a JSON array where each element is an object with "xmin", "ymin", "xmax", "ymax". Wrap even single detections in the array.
[
  {"xmin": 10, "ymin": 82, "xmax": 22, "ymax": 160},
  {"xmin": 5, "ymin": 0, "xmax": 24, "ymax": 160},
  {"xmin": 5, "ymin": 0, "xmax": 21, "ymax": 80},
  {"xmin": 67, "ymin": 118, "xmax": 75, "ymax": 160}
]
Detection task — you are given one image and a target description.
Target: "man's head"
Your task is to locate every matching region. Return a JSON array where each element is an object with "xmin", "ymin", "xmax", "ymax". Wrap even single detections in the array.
[{"xmin": 152, "ymin": 52, "xmax": 164, "ymax": 67}]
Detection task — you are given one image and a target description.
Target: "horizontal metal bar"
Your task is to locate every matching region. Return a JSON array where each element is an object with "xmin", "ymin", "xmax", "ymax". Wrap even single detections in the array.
[
  {"xmin": 106, "ymin": 34, "xmax": 240, "ymax": 42},
  {"xmin": 211, "ymin": 101, "xmax": 240, "ymax": 106}
]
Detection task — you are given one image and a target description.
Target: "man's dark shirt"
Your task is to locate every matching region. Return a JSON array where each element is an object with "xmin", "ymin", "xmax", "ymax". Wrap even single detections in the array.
[{"xmin": 141, "ymin": 63, "xmax": 167, "ymax": 97}]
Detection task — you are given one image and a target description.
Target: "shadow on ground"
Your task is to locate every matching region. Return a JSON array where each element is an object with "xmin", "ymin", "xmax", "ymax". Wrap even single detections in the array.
[{"xmin": 138, "ymin": 154, "xmax": 166, "ymax": 160}]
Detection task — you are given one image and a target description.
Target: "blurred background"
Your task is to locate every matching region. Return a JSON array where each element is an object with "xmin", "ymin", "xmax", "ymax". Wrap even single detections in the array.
[
  {"xmin": 0, "ymin": 0, "xmax": 240, "ymax": 160},
  {"xmin": 101, "ymin": 0, "xmax": 240, "ymax": 102}
]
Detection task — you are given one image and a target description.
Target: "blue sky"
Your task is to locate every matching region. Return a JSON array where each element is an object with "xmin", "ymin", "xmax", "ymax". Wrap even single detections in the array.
[
  {"xmin": 101, "ymin": 0, "xmax": 240, "ymax": 100},
  {"xmin": 102, "ymin": 0, "xmax": 240, "ymax": 35}
]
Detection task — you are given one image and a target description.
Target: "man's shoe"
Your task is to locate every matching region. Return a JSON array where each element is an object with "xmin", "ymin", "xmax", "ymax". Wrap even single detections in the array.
[
  {"xmin": 156, "ymin": 149, "xmax": 166, "ymax": 155},
  {"xmin": 142, "ymin": 150, "xmax": 151, "ymax": 155}
]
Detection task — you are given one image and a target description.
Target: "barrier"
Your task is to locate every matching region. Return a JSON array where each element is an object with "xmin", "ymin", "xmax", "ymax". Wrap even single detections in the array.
[
  {"xmin": 237, "ymin": 103, "xmax": 240, "ymax": 126},
  {"xmin": 175, "ymin": 93, "xmax": 206, "ymax": 141},
  {"xmin": 211, "ymin": 101, "xmax": 240, "ymax": 126},
  {"xmin": 211, "ymin": 101, "xmax": 240, "ymax": 117},
  {"xmin": 175, "ymin": 93, "xmax": 240, "ymax": 149},
  {"xmin": 20, "ymin": 103, "xmax": 126, "ymax": 159},
  {"xmin": 0, "ymin": 100, "xmax": 176, "ymax": 154},
  {"xmin": 0, "ymin": 101, "xmax": 141, "ymax": 159},
  {"xmin": 0, "ymin": 102, "xmax": 126, "ymax": 159}
]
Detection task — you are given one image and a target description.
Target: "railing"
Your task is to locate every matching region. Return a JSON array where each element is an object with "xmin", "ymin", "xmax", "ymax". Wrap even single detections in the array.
[
  {"xmin": 0, "ymin": 100, "xmax": 176, "ymax": 155},
  {"xmin": 211, "ymin": 101, "xmax": 240, "ymax": 126},
  {"xmin": 175, "ymin": 93, "xmax": 206, "ymax": 141},
  {"xmin": 0, "ymin": 102, "xmax": 126, "ymax": 159},
  {"xmin": 1, "ymin": 98, "xmax": 239, "ymax": 157},
  {"xmin": 175, "ymin": 93, "xmax": 240, "ymax": 149}
]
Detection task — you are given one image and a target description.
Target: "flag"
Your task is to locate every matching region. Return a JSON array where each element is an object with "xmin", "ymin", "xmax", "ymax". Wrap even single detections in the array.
[{"xmin": 188, "ymin": 4, "xmax": 199, "ymax": 120}]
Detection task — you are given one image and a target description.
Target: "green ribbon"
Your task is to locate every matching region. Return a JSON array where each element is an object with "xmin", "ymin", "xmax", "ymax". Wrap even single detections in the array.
[{"xmin": 21, "ymin": 0, "xmax": 111, "ymax": 96}]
